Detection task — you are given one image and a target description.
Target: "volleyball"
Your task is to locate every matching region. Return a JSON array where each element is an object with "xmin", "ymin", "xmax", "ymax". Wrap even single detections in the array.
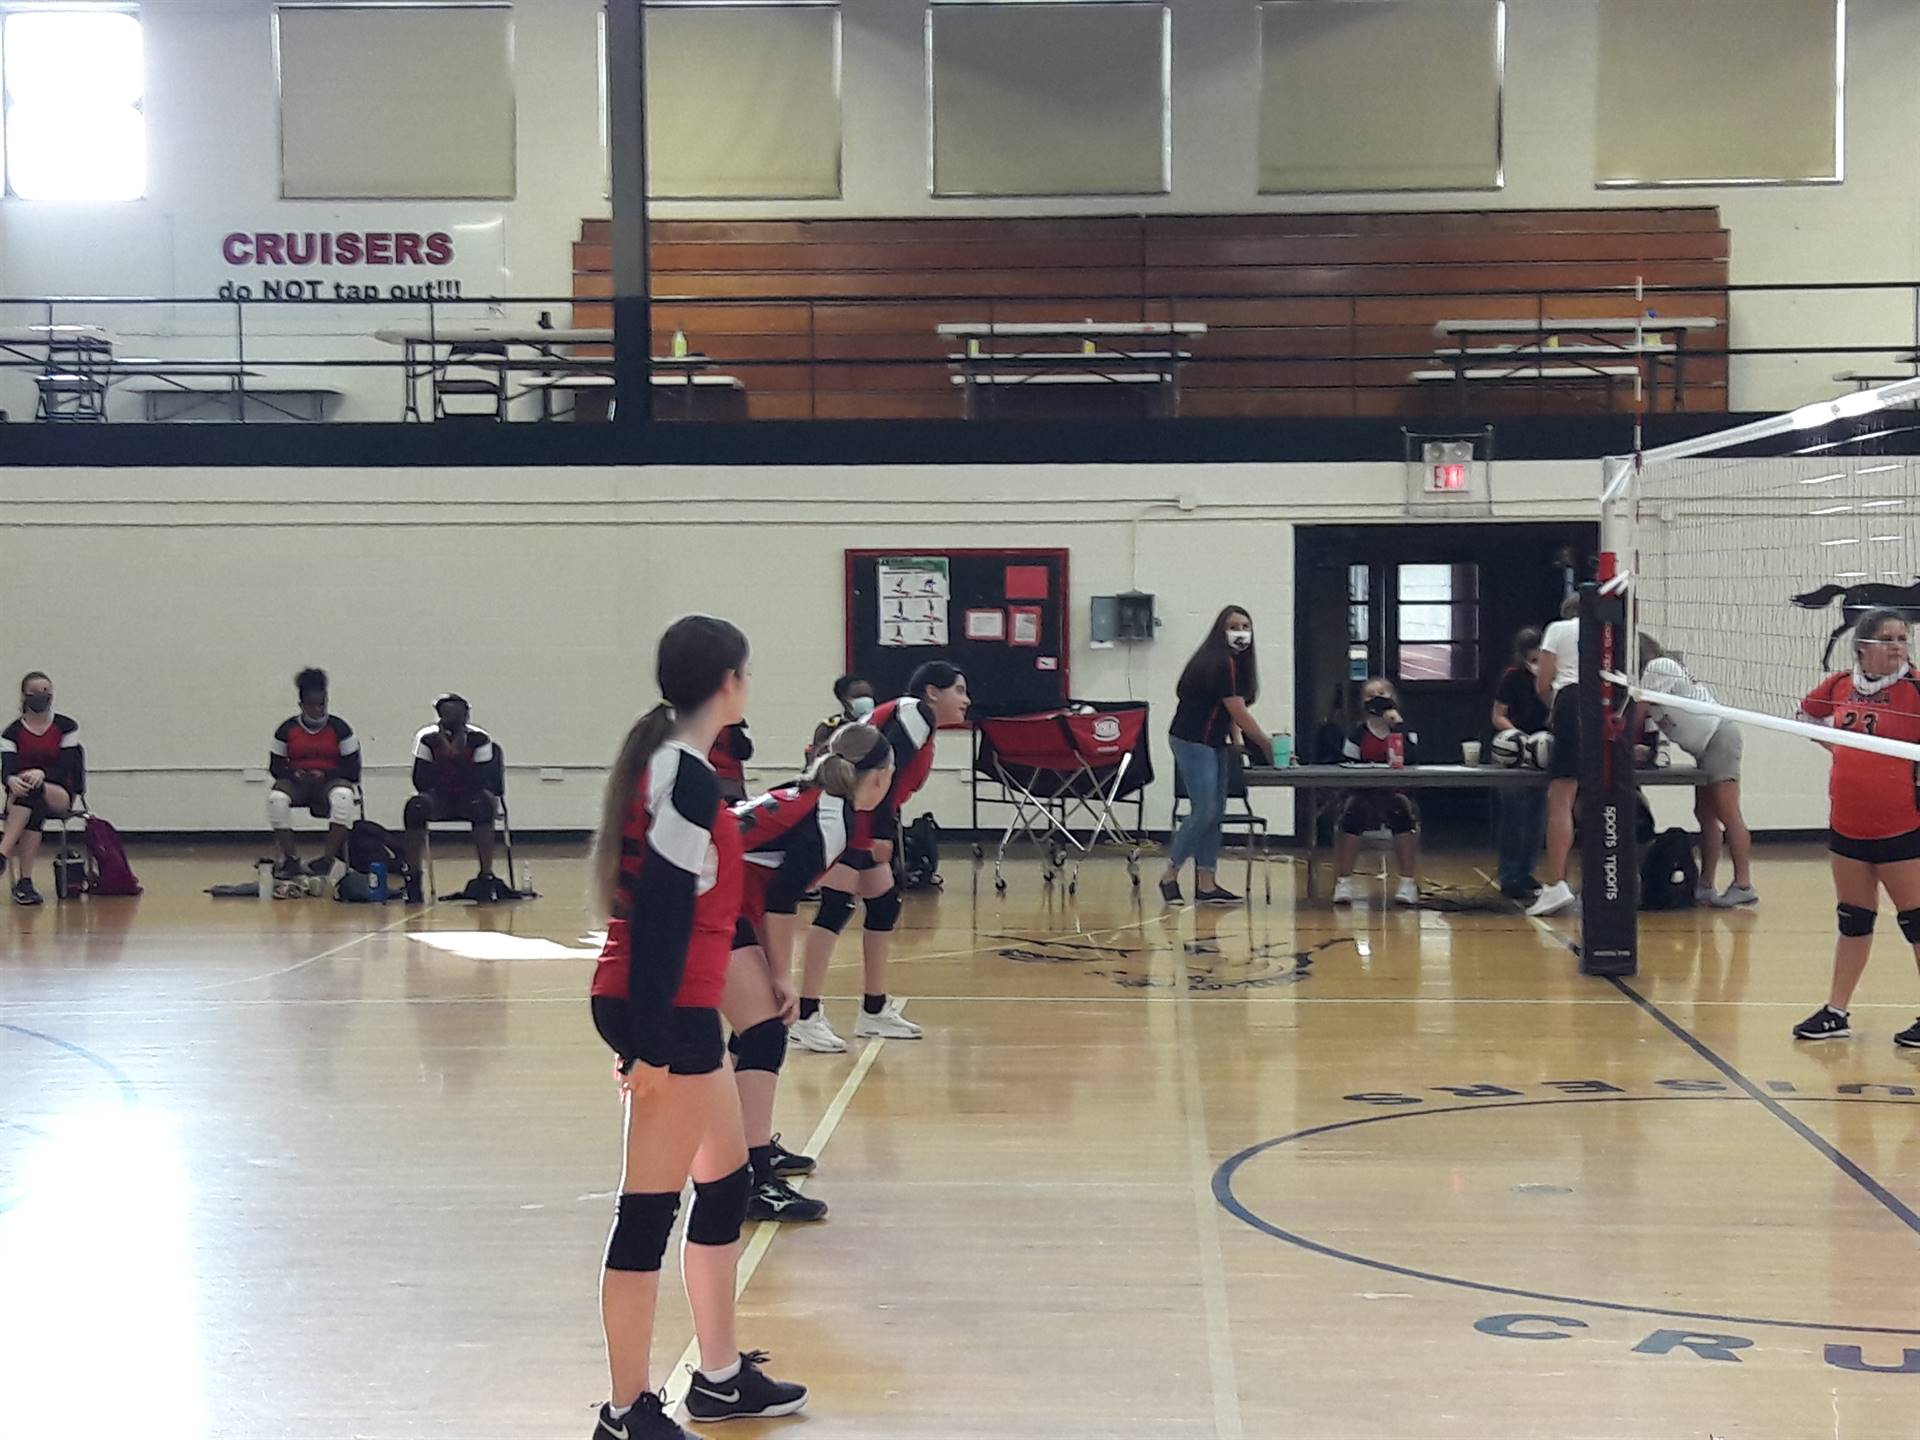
[
  {"xmin": 1491, "ymin": 728, "xmax": 1526, "ymax": 768},
  {"xmin": 1524, "ymin": 731, "xmax": 1554, "ymax": 771}
]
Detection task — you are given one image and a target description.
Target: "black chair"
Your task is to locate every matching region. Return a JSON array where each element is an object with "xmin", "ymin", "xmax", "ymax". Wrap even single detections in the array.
[
  {"xmin": 36, "ymin": 338, "xmax": 110, "ymax": 422},
  {"xmin": 421, "ymin": 743, "xmax": 517, "ymax": 897},
  {"xmin": 1168, "ymin": 749, "xmax": 1272, "ymax": 900},
  {"xmin": 432, "ymin": 342, "xmax": 509, "ymax": 420}
]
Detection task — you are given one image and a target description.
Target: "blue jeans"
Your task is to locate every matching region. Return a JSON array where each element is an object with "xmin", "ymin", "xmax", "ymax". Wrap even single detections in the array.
[
  {"xmin": 1170, "ymin": 738, "xmax": 1232, "ymax": 874},
  {"xmin": 1495, "ymin": 784, "xmax": 1545, "ymax": 890}
]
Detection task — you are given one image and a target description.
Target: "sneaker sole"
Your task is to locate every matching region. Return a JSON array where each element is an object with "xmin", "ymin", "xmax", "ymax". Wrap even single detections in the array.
[
  {"xmin": 788, "ymin": 1033, "xmax": 847, "ymax": 1053},
  {"xmin": 855, "ymin": 1027, "xmax": 923, "ymax": 1040},
  {"xmin": 684, "ymin": 1397, "xmax": 809, "ymax": 1423},
  {"xmin": 1895, "ymin": 1036, "xmax": 1920, "ymax": 1049},
  {"xmin": 747, "ymin": 1207, "xmax": 829, "ymax": 1223},
  {"xmin": 1792, "ymin": 1031, "xmax": 1851, "ymax": 1041}
]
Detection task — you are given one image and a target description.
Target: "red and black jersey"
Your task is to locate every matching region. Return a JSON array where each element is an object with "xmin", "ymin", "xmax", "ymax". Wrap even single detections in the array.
[
  {"xmin": 735, "ymin": 783, "xmax": 855, "ymax": 923},
  {"xmin": 270, "ymin": 714, "xmax": 362, "ymax": 784},
  {"xmin": 856, "ymin": 697, "xmax": 937, "ymax": 846},
  {"xmin": 1802, "ymin": 670, "xmax": 1920, "ymax": 840},
  {"xmin": 0, "ymin": 713, "xmax": 83, "ymax": 793},
  {"xmin": 709, "ymin": 722, "xmax": 753, "ymax": 783},
  {"xmin": 1342, "ymin": 721, "xmax": 1419, "ymax": 765},
  {"xmin": 591, "ymin": 742, "xmax": 743, "ymax": 1067},
  {"xmin": 412, "ymin": 722, "xmax": 496, "ymax": 796}
]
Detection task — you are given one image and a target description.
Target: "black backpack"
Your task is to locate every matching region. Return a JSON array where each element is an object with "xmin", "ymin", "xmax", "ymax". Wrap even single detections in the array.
[
  {"xmin": 346, "ymin": 819, "xmax": 409, "ymax": 876},
  {"xmin": 898, "ymin": 812, "xmax": 943, "ymax": 891},
  {"xmin": 1640, "ymin": 827, "xmax": 1699, "ymax": 910}
]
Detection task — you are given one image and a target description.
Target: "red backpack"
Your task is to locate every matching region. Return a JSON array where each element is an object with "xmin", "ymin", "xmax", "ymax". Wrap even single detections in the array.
[{"xmin": 83, "ymin": 815, "xmax": 142, "ymax": 896}]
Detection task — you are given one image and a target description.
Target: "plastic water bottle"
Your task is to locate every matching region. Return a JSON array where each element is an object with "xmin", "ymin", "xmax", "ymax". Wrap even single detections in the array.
[
  {"xmin": 256, "ymin": 859, "xmax": 274, "ymax": 900},
  {"xmin": 1274, "ymin": 732, "xmax": 1293, "ymax": 768},
  {"xmin": 1387, "ymin": 732, "xmax": 1406, "ymax": 770},
  {"xmin": 370, "ymin": 860, "xmax": 388, "ymax": 902}
]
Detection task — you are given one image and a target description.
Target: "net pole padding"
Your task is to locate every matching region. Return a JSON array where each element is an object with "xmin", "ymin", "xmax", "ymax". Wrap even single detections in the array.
[
  {"xmin": 1602, "ymin": 672, "xmax": 1920, "ymax": 765},
  {"xmin": 1578, "ymin": 583, "xmax": 1638, "ymax": 978}
]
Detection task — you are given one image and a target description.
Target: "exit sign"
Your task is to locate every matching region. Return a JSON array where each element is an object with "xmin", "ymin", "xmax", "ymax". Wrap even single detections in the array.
[{"xmin": 1429, "ymin": 461, "xmax": 1470, "ymax": 492}]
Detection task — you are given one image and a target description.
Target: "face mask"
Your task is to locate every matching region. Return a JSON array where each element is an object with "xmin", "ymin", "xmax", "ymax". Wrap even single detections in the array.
[
  {"xmin": 848, "ymin": 696, "xmax": 876, "ymax": 720},
  {"xmin": 1526, "ymin": 660, "xmax": 1540, "ymax": 676},
  {"xmin": 1226, "ymin": 630, "xmax": 1253, "ymax": 652},
  {"xmin": 1364, "ymin": 695, "xmax": 1393, "ymax": 717},
  {"xmin": 22, "ymin": 693, "xmax": 51, "ymax": 715},
  {"xmin": 299, "ymin": 710, "xmax": 327, "ymax": 733}
]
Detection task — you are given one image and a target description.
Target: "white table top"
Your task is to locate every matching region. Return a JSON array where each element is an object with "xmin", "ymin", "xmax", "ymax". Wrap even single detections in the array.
[
  {"xmin": 937, "ymin": 322, "xmax": 1208, "ymax": 338},
  {"xmin": 948, "ymin": 349, "xmax": 1192, "ymax": 363},
  {"xmin": 1433, "ymin": 317, "xmax": 1719, "ymax": 336},
  {"xmin": 1411, "ymin": 364, "xmax": 1642, "ymax": 381},
  {"xmin": 952, "ymin": 372, "xmax": 1171, "ymax": 386},
  {"xmin": 374, "ymin": 327, "xmax": 615, "ymax": 346},
  {"xmin": 519, "ymin": 373, "xmax": 744, "ymax": 389},
  {"xmin": 1435, "ymin": 342, "xmax": 1676, "ymax": 358}
]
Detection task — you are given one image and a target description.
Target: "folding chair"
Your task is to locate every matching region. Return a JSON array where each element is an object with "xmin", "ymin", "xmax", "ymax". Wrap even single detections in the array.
[
  {"xmin": 433, "ymin": 342, "xmax": 509, "ymax": 420},
  {"xmin": 36, "ymin": 337, "xmax": 110, "ymax": 422},
  {"xmin": 421, "ymin": 744, "xmax": 517, "ymax": 899},
  {"xmin": 41, "ymin": 795, "xmax": 90, "ymax": 899},
  {"xmin": 1168, "ymin": 750, "xmax": 1273, "ymax": 901}
]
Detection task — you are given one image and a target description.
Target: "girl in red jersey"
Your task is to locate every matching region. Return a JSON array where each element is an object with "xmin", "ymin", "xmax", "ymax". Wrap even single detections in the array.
[
  {"xmin": 586, "ymin": 616, "xmax": 806, "ymax": 1440},
  {"xmin": 724, "ymin": 723, "xmax": 894, "ymax": 1224},
  {"xmin": 791, "ymin": 660, "xmax": 972, "ymax": 1052},
  {"xmin": 1792, "ymin": 609, "xmax": 1920, "ymax": 1048},
  {"xmin": 0, "ymin": 671, "xmax": 85, "ymax": 907}
]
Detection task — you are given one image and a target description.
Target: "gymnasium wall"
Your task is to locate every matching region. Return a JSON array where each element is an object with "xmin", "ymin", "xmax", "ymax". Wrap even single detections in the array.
[
  {"xmin": 0, "ymin": 460, "xmax": 1822, "ymax": 837},
  {"xmin": 2, "ymin": 1, "xmax": 1918, "ymax": 418}
]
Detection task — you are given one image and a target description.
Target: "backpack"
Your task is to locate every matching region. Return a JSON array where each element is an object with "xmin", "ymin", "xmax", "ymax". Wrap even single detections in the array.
[
  {"xmin": 898, "ymin": 812, "xmax": 942, "ymax": 891},
  {"xmin": 1639, "ymin": 827, "xmax": 1698, "ymax": 910},
  {"xmin": 83, "ymin": 815, "xmax": 142, "ymax": 896},
  {"xmin": 346, "ymin": 819, "xmax": 408, "ymax": 875}
]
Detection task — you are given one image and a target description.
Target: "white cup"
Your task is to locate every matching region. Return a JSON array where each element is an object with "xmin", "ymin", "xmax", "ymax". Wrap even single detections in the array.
[{"xmin": 1461, "ymin": 741, "xmax": 1483, "ymax": 766}]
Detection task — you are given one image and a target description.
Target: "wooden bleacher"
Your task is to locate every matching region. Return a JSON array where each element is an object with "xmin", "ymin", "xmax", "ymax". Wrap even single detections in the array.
[{"xmin": 572, "ymin": 208, "xmax": 1729, "ymax": 420}]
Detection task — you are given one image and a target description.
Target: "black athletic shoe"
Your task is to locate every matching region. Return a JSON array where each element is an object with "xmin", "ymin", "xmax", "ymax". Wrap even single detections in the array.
[
  {"xmin": 766, "ymin": 1133, "xmax": 815, "ymax": 1177},
  {"xmin": 11, "ymin": 877, "xmax": 42, "ymax": 907},
  {"xmin": 273, "ymin": 857, "xmax": 305, "ymax": 882},
  {"xmin": 1197, "ymin": 886, "xmax": 1243, "ymax": 906},
  {"xmin": 404, "ymin": 875, "xmax": 425, "ymax": 905},
  {"xmin": 306, "ymin": 856, "xmax": 335, "ymax": 877},
  {"xmin": 1500, "ymin": 879, "xmax": 1542, "ymax": 901},
  {"xmin": 1792, "ymin": 1005, "xmax": 1852, "ymax": 1041},
  {"xmin": 745, "ymin": 1176, "xmax": 828, "ymax": 1223},
  {"xmin": 684, "ymin": 1351, "xmax": 808, "ymax": 1424},
  {"xmin": 1896, "ymin": 1017, "xmax": 1920, "ymax": 1049},
  {"xmin": 591, "ymin": 1393, "xmax": 686, "ymax": 1440},
  {"xmin": 1158, "ymin": 876, "xmax": 1183, "ymax": 905}
]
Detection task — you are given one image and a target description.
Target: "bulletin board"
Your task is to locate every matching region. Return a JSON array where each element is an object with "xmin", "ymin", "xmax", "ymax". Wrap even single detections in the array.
[{"xmin": 844, "ymin": 548, "xmax": 1070, "ymax": 713}]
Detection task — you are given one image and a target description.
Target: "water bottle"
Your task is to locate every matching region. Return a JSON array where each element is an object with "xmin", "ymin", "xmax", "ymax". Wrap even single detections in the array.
[
  {"xmin": 1274, "ymin": 732, "xmax": 1293, "ymax": 768},
  {"xmin": 256, "ymin": 859, "xmax": 274, "ymax": 900},
  {"xmin": 370, "ymin": 860, "xmax": 388, "ymax": 902}
]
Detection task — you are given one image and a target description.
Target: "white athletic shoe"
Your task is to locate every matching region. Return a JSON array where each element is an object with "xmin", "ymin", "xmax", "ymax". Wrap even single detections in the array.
[
  {"xmin": 854, "ymin": 999, "xmax": 923, "ymax": 1040},
  {"xmin": 1330, "ymin": 877, "xmax": 1357, "ymax": 906},
  {"xmin": 1712, "ymin": 884, "xmax": 1760, "ymax": 909},
  {"xmin": 1393, "ymin": 879, "xmax": 1420, "ymax": 907},
  {"xmin": 788, "ymin": 1014, "xmax": 849, "ymax": 1053},
  {"xmin": 1526, "ymin": 880, "xmax": 1577, "ymax": 917},
  {"xmin": 1694, "ymin": 885, "xmax": 1717, "ymax": 906}
]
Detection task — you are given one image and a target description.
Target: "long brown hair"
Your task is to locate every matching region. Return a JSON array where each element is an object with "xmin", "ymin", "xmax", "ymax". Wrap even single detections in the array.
[
  {"xmin": 589, "ymin": 615, "xmax": 749, "ymax": 919},
  {"xmin": 804, "ymin": 722, "xmax": 889, "ymax": 799},
  {"xmin": 1178, "ymin": 605, "xmax": 1258, "ymax": 704}
]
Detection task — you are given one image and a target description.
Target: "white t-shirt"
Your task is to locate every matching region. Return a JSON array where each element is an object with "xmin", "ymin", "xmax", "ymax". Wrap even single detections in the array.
[
  {"xmin": 1541, "ymin": 618, "xmax": 1581, "ymax": 694},
  {"xmin": 1639, "ymin": 656, "xmax": 1723, "ymax": 758}
]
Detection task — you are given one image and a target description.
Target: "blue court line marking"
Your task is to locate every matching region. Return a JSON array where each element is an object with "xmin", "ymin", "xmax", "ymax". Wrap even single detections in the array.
[
  {"xmin": 1212, "ymin": 1094, "xmax": 1920, "ymax": 1336},
  {"xmin": 1603, "ymin": 973, "xmax": 1920, "ymax": 1240},
  {"xmin": 0, "ymin": 1022, "xmax": 139, "ymax": 1106}
]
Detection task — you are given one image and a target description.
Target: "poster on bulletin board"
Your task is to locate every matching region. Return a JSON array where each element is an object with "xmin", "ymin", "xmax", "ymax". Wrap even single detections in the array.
[{"xmin": 845, "ymin": 548, "xmax": 1070, "ymax": 712}]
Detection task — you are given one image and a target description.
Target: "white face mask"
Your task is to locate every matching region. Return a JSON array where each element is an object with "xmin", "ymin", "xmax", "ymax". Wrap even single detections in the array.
[
  {"xmin": 848, "ymin": 695, "xmax": 876, "ymax": 720},
  {"xmin": 1226, "ymin": 630, "xmax": 1253, "ymax": 652}
]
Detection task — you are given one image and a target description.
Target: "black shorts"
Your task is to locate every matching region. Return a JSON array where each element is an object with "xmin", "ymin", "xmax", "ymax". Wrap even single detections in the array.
[
  {"xmin": 1339, "ymin": 792, "xmax": 1419, "ymax": 836},
  {"xmin": 590, "ymin": 998, "xmax": 725, "ymax": 1076},
  {"xmin": 1549, "ymin": 686, "xmax": 1581, "ymax": 780},
  {"xmin": 407, "ymin": 788, "xmax": 495, "ymax": 826},
  {"xmin": 732, "ymin": 915, "xmax": 764, "ymax": 953},
  {"xmin": 1829, "ymin": 828, "xmax": 1920, "ymax": 865}
]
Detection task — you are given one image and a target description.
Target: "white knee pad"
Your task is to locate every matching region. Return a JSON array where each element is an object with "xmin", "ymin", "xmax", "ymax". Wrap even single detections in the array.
[
  {"xmin": 267, "ymin": 789, "xmax": 294, "ymax": 828},
  {"xmin": 327, "ymin": 786, "xmax": 357, "ymax": 826}
]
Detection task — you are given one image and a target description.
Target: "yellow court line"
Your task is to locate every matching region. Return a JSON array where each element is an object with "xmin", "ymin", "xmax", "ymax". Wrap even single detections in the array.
[{"xmin": 660, "ymin": 1007, "xmax": 898, "ymax": 1417}]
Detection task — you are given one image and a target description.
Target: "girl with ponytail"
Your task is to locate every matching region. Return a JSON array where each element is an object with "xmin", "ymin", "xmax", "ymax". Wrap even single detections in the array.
[
  {"xmin": 586, "ymin": 616, "xmax": 808, "ymax": 1439},
  {"xmin": 723, "ymin": 722, "xmax": 894, "ymax": 1223}
]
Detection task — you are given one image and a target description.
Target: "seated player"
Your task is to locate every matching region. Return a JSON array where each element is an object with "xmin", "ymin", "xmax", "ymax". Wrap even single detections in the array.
[
  {"xmin": 268, "ymin": 667, "xmax": 361, "ymax": 880},
  {"xmin": 403, "ymin": 692, "xmax": 500, "ymax": 904},
  {"xmin": 710, "ymin": 719, "xmax": 753, "ymax": 804},
  {"xmin": 0, "ymin": 671, "xmax": 84, "ymax": 907},
  {"xmin": 1332, "ymin": 677, "xmax": 1420, "ymax": 908},
  {"xmin": 807, "ymin": 674, "xmax": 875, "ymax": 763},
  {"xmin": 1792, "ymin": 608, "xmax": 1920, "ymax": 1048},
  {"xmin": 727, "ymin": 722, "xmax": 894, "ymax": 1223}
]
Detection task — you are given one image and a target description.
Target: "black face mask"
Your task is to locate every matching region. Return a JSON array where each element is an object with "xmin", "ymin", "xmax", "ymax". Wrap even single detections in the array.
[
  {"xmin": 22, "ymin": 693, "xmax": 51, "ymax": 715},
  {"xmin": 1364, "ymin": 695, "xmax": 1393, "ymax": 717}
]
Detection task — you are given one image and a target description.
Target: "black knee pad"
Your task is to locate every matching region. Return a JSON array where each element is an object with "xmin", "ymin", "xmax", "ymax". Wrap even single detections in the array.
[
  {"xmin": 21, "ymin": 788, "xmax": 50, "ymax": 823},
  {"xmin": 465, "ymin": 793, "xmax": 495, "ymax": 826},
  {"xmin": 813, "ymin": 887, "xmax": 855, "ymax": 934},
  {"xmin": 728, "ymin": 1017, "xmax": 788, "ymax": 1075},
  {"xmin": 402, "ymin": 794, "xmax": 432, "ymax": 831},
  {"xmin": 686, "ymin": 1164, "xmax": 750, "ymax": 1247},
  {"xmin": 863, "ymin": 887, "xmax": 902, "ymax": 934},
  {"xmin": 605, "ymin": 1190, "xmax": 681, "ymax": 1273},
  {"xmin": 1838, "ymin": 902, "xmax": 1878, "ymax": 938},
  {"xmin": 1898, "ymin": 909, "xmax": 1920, "ymax": 944}
]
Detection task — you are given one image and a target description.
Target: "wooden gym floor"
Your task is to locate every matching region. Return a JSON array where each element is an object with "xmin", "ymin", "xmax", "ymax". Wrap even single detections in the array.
[{"xmin": 3, "ymin": 839, "xmax": 1919, "ymax": 1439}]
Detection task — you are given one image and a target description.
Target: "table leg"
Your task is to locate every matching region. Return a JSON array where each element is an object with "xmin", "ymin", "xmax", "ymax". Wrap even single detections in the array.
[
  {"xmin": 1673, "ymin": 332, "xmax": 1688, "ymax": 411},
  {"xmin": 1304, "ymin": 790, "xmax": 1321, "ymax": 901}
]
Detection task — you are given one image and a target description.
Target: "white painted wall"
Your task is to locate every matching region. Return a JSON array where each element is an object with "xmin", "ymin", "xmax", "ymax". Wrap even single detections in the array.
[
  {"xmin": 2, "ymin": 0, "xmax": 1919, "ymax": 419},
  {"xmin": 0, "ymin": 457, "xmax": 1828, "ymax": 839}
]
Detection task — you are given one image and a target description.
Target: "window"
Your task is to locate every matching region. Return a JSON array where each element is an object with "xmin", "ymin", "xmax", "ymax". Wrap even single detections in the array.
[
  {"xmin": 1348, "ymin": 564, "xmax": 1372, "ymax": 679},
  {"xmin": 3, "ymin": 9, "xmax": 145, "ymax": 200},
  {"xmin": 1396, "ymin": 563, "xmax": 1480, "ymax": 681},
  {"xmin": 275, "ymin": 3, "xmax": 516, "ymax": 199},
  {"xmin": 929, "ymin": 1, "xmax": 1169, "ymax": 197}
]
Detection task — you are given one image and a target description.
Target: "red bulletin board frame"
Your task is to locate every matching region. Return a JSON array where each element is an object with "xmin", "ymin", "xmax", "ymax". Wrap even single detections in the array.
[{"xmin": 844, "ymin": 546, "xmax": 1072, "ymax": 698}]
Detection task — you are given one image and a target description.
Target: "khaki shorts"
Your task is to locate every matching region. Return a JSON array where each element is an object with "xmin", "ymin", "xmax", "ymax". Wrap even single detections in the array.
[{"xmin": 1692, "ymin": 722, "xmax": 1743, "ymax": 785}]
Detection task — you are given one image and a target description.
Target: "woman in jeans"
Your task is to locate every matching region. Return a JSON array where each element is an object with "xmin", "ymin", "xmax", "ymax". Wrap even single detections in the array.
[{"xmin": 1160, "ymin": 606, "xmax": 1272, "ymax": 906}]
